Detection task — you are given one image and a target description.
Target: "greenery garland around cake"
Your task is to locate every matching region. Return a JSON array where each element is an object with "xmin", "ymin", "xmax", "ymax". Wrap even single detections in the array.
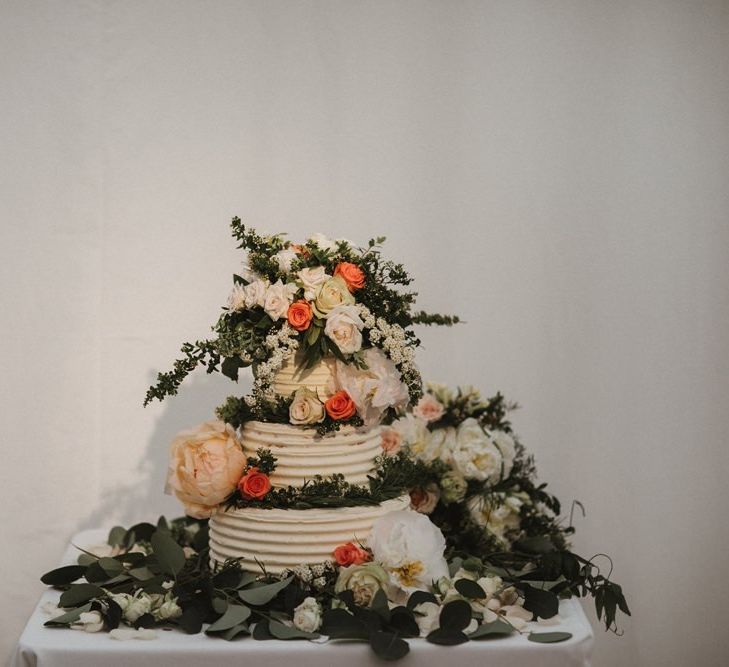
[{"xmin": 39, "ymin": 222, "xmax": 630, "ymax": 659}]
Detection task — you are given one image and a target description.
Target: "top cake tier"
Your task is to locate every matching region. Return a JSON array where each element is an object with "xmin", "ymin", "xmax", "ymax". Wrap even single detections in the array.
[{"xmin": 271, "ymin": 353, "xmax": 335, "ymax": 400}]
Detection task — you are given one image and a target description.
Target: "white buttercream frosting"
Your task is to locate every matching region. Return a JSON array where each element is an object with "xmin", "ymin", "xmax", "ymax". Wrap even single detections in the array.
[
  {"xmin": 209, "ymin": 495, "xmax": 411, "ymax": 573},
  {"xmin": 240, "ymin": 421, "xmax": 382, "ymax": 487},
  {"xmin": 272, "ymin": 354, "xmax": 336, "ymax": 400}
]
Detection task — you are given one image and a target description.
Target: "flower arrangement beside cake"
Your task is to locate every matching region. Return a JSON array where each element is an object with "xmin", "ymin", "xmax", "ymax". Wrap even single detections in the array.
[{"xmin": 39, "ymin": 220, "xmax": 629, "ymax": 659}]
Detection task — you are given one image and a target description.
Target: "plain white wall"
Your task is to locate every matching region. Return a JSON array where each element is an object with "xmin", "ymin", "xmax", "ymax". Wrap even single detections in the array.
[{"xmin": 2, "ymin": 1, "xmax": 728, "ymax": 665}]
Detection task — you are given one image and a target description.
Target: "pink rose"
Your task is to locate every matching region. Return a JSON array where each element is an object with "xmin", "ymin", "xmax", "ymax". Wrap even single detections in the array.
[
  {"xmin": 166, "ymin": 420, "xmax": 246, "ymax": 519},
  {"xmin": 413, "ymin": 394, "xmax": 445, "ymax": 423},
  {"xmin": 380, "ymin": 428, "xmax": 403, "ymax": 456},
  {"xmin": 410, "ymin": 483, "xmax": 441, "ymax": 515}
]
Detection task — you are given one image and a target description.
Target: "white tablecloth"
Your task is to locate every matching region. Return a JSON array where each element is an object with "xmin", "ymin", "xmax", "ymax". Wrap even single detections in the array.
[{"xmin": 11, "ymin": 530, "xmax": 594, "ymax": 667}]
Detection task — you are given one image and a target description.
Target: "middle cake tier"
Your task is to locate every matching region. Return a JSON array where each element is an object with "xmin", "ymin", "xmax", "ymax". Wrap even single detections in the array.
[{"xmin": 240, "ymin": 421, "xmax": 383, "ymax": 488}]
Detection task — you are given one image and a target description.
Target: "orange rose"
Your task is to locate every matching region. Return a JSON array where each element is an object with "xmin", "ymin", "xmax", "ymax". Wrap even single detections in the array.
[
  {"xmin": 334, "ymin": 262, "xmax": 365, "ymax": 292},
  {"xmin": 287, "ymin": 299, "xmax": 313, "ymax": 332},
  {"xmin": 333, "ymin": 542, "xmax": 370, "ymax": 566},
  {"xmin": 325, "ymin": 390, "xmax": 357, "ymax": 421},
  {"xmin": 238, "ymin": 467, "xmax": 272, "ymax": 500}
]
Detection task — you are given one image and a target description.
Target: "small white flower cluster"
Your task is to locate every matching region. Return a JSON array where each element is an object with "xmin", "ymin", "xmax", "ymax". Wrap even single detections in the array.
[
  {"xmin": 107, "ymin": 589, "xmax": 182, "ymax": 625},
  {"xmin": 284, "ymin": 562, "xmax": 333, "ymax": 591},
  {"xmin": 357, "ymin": 304, "xmax": 419, "ymax": 387},
  {"xmin": 249, "ymin": 322, "xmax": 300, "ymax": 401}
]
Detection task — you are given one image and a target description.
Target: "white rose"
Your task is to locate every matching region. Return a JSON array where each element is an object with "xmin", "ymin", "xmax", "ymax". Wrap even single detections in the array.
[
  {"xmin": 289, "ymin": 387, "xmax": 325, "ymax": 425},
  {"xmin": 244, "ymin": 279, "xmax": 269, "ymax": 309},
  {"xmin": 297, "ymin": 266, "xmax": 330, "ymax": 301},
  {"xmin": 274, "ymin": 248, "xmax": 298, "ymax": 273},
  {"xmin": 155, "ymin": 598, "xmax": 182, "ymax": 621},
  {"xmin": 414, "ymin": 601, "xmax": 441, "ymax": 637},
  {"xmin": 227, "ymin": 283, "xmax": 247, "ymax": 311},
  {"xmin": 263, "ymin": 280, "xmax": 297, "ymax": 320},
  {"xmin": 123, "ymin": 594, "xmax": 152, "ymax": 624},
  {"xmin": 324, "ymin": 305, "xmax": 364, "ymax": 354},
  {"xmin": 368, "ymin": 510, "xmax": 448, "ymax": 592},
  {"xmin": 452, "ymin": 418, "xmax": 504, "ymax": 482},
  {"xmin": 71, "ymin": 610, "xmax": 104, "ymax": 633},
  {"xmin": 308, "ymin": 232, "xmax": 336, "ymax": 251},
  {"xmin": 292, "ymin": 596, "xmax": 322, "ymax": 633},
  {"xmin": 424, "ymin": 427, "xmax": 457, "ymax": 464}
]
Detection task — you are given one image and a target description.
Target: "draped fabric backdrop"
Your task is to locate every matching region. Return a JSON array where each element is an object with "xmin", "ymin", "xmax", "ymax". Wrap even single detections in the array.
[{"xmin": 2, "ymin": 2, "xmax": 728, "ymax": 665}]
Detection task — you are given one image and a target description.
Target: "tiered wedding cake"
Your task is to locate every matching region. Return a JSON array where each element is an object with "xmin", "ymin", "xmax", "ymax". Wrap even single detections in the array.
[
  {"xmin": 208, "ymin": 357, "xmax": 410, "ymax": 573},
  {"xmin": 148, "ymin": 221, "xmax": 458, "ymax": 574}
]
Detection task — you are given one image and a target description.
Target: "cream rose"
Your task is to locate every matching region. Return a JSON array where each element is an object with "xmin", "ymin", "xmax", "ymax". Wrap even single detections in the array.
[
  {"xmin": 413, "ymin": 394, "xmax": 445, "ymax": 423},
  {"xmin": 312, "ymin": 275, "xmax": 354, "ymax": 317},
  {"xmin": 289, "ymin": 387, "xmax": 325, "ymax": 425},
  {"xmin": 166, "ymin": 420, "xmax": 246, "ymax": 519},
  {"xmin": 297, "ymin": 266, "xmax": 330, "ymax": 301},
  {"xmin": 263, "ymin": 280, "xmax": 297, "ymax": 320},
  {"xmin": 334, "ymin": 562, "xmax": 390, "ymax": 607},
  {"xmin": 451, "ymin": 418, "xmax": 504, "ymax": 483},
  {"xmin": 324, "ymin": 304, "xmax": 364, "ymax": 354}
]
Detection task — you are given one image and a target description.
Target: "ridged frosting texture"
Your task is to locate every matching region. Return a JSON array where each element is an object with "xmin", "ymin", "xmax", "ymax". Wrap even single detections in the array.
[
  {"xmin": 240, "ymin": 421, "xmax": 382, "ymax": 488},
  {"xmin": 272, "ymin": 355, "xmax": 335, "ymax": 399},
  {"xmin": 209, "ymin": 495, "xmax": 411, "ymax": 573}
]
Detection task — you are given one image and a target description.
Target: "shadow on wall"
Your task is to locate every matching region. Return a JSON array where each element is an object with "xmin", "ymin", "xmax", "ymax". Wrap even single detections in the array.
[{"xmin": 78, "ymin": 371, "xmax": 253, "ymax": 531}]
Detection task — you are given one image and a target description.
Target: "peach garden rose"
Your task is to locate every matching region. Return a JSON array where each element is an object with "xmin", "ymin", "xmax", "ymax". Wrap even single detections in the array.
[{"xmin": 166, "ymin": 420, "xmax": 247, "ymax": 519}]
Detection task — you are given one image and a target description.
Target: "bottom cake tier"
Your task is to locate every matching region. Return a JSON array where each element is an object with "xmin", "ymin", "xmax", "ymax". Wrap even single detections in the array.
[{"xmin": 209, "ymin": 495, "xmax": 411, "ymax": 573}]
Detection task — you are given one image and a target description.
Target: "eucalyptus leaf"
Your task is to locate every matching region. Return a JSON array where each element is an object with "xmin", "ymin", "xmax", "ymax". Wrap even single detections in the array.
[
  {"xmin": 528, "ymin": 631, "xmax": 573, "ymax": 643},
  {"xmin": 406, "ymin": 590, "xmax": 438, "ymax": 610},
  {"xmin": 151, "ymin": 530, "xmax": 186, "ymax": 577},
  {"xmin": 454, "ymin": 578, "xmax": 486, "ymax": 599},
  {"xmin": 44, "ymin": 603, "xmax": 92, "ymax": 626},
  {"xmin": 426, "ymin": 628, "xmax": 469, "ymax": 646},
  {"xmin": 252, "ymin": 619, "xmax": 274, "ymax": 640},
  {"xmin": 108, "ymin": 526, "xmax": 127, "ymax": 548},
  {"xmin": 370, "ymin": 630, "xmax": 410, "ymax": 660},
  {"xmin": 41, "ymin": 565, "xmax": 86, "ymax": 587},
  {"xmin": 129, "ymin": 566, "xmax": 155, "ymax": 581},
  {"xmin": 98, "ymin": 557, "xmax": 124, "ymax": 577},
  {"xmin": 439, "ymin": 600, "xmax": 472, "ymax": 632},
  {"xmin": 220, "ymin": 623, "xmax": 250, "ymax": 641},
  {"xmin": 371, "ymin": 589, "xmax": 391, "ymax": 622},
  {"xmin": 523, "ymin": 585, "xmax": 559, "ymax": 620},
  {"xmin": 238, "ymin": 576, "xmax": 292, "ymax": 606},
  {"xmin": 269, "ymin": 620, "xmax": 319, "ymax": 640},
  {"xmin": 468, "ymin": 619, "xmax": 515, "ymax": 639},
  {"xmin": 206, "ymin": 604, "xmax": 251, "ymax": 633},
  {"xmin": 59, "ymin": 583, "xmax": 104, "ymax": 607}
]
